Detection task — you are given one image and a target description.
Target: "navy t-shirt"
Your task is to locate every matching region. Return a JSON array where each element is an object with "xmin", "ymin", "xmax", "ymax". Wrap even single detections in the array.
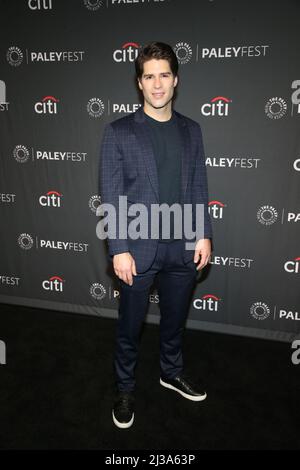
[{"xmin": 144, "ymin": 109, "xmax": 183, "ymax": 242}]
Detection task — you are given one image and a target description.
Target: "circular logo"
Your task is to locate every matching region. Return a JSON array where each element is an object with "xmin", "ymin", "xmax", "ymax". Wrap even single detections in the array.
[
  {"xmin": 90, "ymin": 283, "xmax": 106, "ymax": 300},
  {"xmin": 13, "ymin": 145, "xmax": 30, "ymax": 163},
  {"xmin": 265, "ymin": 97, "xmax": 287, "ymax": 119},
  {"xmin": 293, "ymin": 158, "xmax": 300, "ymax": 172},
  {"xmin": 89, "ymin": 195, "xmax": 101, "ymax": 213},
  {"xmin": 6, "ymin": 46, "xmax": 23, "ymax": 67},
  {"xmin": 257, "ymin": 205, "xmax": 278, "ymax": 225},
  {"xmin": 18, "ymin": 233, "xmax": 34, "ymax": 250},
  {"xmin": 84, "ymin": 0, "xmax": 103, "ymax": 10},
  {"xmin": 250, "ymin": 301, "xmax": 271, "ymax": 320},
  {"xmin": 87, "ymin": 98, "xmax": 105, "ymax": 118},
  {"xmin": 173, "ymin": 42, "xmax": 193, "ymax": 64}
]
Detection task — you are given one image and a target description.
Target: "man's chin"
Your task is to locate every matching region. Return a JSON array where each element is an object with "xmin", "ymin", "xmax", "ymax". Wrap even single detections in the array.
[{"xmin": 149, "ymin": 100, "xmax": 170, "ymax": 110}]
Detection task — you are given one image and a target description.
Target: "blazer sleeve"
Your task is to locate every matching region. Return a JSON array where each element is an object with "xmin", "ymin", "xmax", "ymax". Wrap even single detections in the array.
[
  {"xmin": 99, "ymin": 123, "xmax": 130, "ymax": 257},
  {"xmin": 193, "ymin": 123, "xmax": 213, "ymax": 240}
]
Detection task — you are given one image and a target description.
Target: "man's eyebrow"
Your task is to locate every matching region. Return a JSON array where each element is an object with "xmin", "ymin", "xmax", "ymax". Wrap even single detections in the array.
[{"xmin": 143, "ymin": 72, "xmax": 172, "ymax": 77}]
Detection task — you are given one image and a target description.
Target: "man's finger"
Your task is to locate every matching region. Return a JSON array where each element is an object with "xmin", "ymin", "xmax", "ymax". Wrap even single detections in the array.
[
  {"xmin": 194, "ymin": 250, "xmax": 201, "ymax": 263},
  {"xmin": 127, "ymin": 273, "xmax": 133, "ymax": 286},
  {"xmin": 132, "ymin": 260, "xmax": 137, "ymax": 276},
  {"xmin": 196, "ymin": 255, "xmax": 210, "ymax": 270}
]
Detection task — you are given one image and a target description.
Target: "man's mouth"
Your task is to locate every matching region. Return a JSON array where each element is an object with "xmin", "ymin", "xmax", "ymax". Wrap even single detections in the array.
[{"xmin": 152, "ymin": 92, "xmax": 165, "ymax": 98}]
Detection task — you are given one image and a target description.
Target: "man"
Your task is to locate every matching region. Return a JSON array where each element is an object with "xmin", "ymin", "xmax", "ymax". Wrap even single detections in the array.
[{"xmin": 99, "ymin": 42, "xmax": 212, "ymax": 429}]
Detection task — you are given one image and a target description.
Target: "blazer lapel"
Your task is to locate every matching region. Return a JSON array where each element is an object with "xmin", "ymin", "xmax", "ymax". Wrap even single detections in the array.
[
  {"xmin": 175, "ymin": 110, "xmax": 192, "ymax": 204},
  {"xmin": 132, "ymin": 108, "xmax": 160, "ymax": 202}
]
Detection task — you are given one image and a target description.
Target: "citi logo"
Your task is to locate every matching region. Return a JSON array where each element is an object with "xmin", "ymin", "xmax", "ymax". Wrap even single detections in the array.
[
  {"xmin": 34, "ymin": 96, "xmax": 59, "ymax": 114},
  {"xmin": 284, "ymin": 257, "xmax": 300, "ymax": 274},
  {"xmin": 208, "ymin": 200, "xmax": 226, "ymax": 219},
  {"xmin": 39, "ymin": 190, "xmax": 62, "ymax": 207},
  {"xmin": 42, "ymin": 275, "xmax": 64, "ymax": 292},
  {"xmin": 201, "ymin": 96, "xmax": 232, "ymax": 117},
  {"xmin": 28, "ymin": 0, "xmax": 53, "ymax": 9},
  {"xmin": 193, "ymin": 294, "xmax": 221, "ymax": 311},
  {"xmin": 113, "ymin": 42, "xmax": 140, "ymax": 62}
]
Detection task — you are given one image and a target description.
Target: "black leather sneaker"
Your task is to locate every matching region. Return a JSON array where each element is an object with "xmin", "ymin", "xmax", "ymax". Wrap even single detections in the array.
[
  {"xmin": 160, "ymin": 375, "xmax": 207, "ymax": 401},
  {"xmin": 112, "ymin": 391, "xmax": 135, "ymax": 429}
]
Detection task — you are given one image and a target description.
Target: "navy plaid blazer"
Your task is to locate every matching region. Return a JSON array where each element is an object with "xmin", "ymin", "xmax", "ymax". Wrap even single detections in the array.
[{"xmin": 99, "ymin": 106, "xmax": 213, "ymax": 273}]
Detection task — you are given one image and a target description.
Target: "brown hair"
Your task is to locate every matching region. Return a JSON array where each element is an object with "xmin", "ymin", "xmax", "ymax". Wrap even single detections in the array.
[{"xmin": 135, "ymin": 42, "xmax": 179, "ymax": 80}]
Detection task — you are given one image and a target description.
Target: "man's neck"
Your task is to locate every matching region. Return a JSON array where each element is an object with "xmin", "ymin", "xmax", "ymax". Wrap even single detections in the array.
[{"xmin": 143, "ymin": 103, "xmax": 173, "ymax": 122}]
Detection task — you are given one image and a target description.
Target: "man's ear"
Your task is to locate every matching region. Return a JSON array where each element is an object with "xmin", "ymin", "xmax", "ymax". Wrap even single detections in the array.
[
  {"xmin": 174, "ymin": 75, "xmax": 178, "ymax": 88},
  {"xmin": 137, "ymin": 78, "xmax": 143, "ymax": 91}
]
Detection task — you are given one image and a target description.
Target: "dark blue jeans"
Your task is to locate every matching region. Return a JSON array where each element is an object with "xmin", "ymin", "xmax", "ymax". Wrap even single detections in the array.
[{"xmin": 114, "ymin": 240, "xmax": 198, "ymax": 392}]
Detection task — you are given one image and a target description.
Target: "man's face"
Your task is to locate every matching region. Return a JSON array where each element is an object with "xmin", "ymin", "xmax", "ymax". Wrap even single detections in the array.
[{"xmin": 137, "ymin": 59, "xmax": 178, "ymax": 110}]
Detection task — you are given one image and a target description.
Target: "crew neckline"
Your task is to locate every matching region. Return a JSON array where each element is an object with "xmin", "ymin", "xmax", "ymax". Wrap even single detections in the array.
[{"xmin": 143, "ymin": 109, "xmax": 176, "ymax": 126}]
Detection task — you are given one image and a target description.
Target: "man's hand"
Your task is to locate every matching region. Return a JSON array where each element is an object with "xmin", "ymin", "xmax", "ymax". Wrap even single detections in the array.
[
  {"xmin": 113, "ymin": 252, "xmax": 137, "ymax": 286},
  {"xmin": 194, "ymin": 238, "xmax": 212, "ymax": 271}
]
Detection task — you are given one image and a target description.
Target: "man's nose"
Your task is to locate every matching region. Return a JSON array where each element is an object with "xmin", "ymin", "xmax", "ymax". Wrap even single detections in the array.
[{"xmin": 154, "ymin": 77, "xmax": 162, "ymax": 88}]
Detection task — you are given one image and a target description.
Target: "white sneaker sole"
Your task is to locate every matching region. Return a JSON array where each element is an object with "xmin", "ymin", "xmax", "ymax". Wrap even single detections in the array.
[
  {"xmin": 112, "ymin": 410, "xmax": 134, "ymax": 429},
  {"xmin": 160, "ymin": 378, "xmax": 207, "ymax": 401}
]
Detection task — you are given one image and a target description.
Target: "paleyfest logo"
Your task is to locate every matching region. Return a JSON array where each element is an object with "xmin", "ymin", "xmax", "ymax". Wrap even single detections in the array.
[
  {"xmin": 90, "ymin": 283, "xmax": 106, "ymax": 300},
  {"xmin": 6, "ymin": 46, "xmax": 23, "ymax": 66},
  {"xmin": 173, "ymin": 42, "xmax": 193, "ymax": 64},
  {"xmin": 265, "ymin": 97, "xmax": 287, "ymax": 119},
  {"xmin": 87, "ymin": 98, "xmax": 105, "ymax": 117},
  {"xmin": 257, "ymin": 205, "xmax": 278, "ymax": 225},
  {"xmin": 250, "ymin": 301, "xmax": 271, "ymax": 320},
  {"xmin": 84, "ymin": 0, "xmax": 104, "ymax": 9},
  {"xmin": 18, "ymin": 233, "xmax": 34, "ymax": 250}
]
